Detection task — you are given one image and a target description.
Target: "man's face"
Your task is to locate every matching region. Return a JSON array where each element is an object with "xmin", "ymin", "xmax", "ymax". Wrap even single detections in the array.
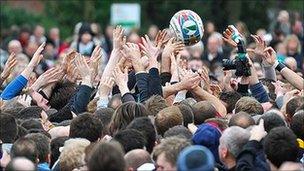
[{"xmin": 156, "ymin": 153, "xmax": 176, "ymax": 171}]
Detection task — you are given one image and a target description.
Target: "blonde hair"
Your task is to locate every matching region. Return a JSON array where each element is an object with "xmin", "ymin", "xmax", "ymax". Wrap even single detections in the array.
[
  {"xmin": 284, "ymin": 34, "xmax": 301, "ymax": 53},
  {"xmin": 59, "ymin": 138, "xmax": 90, "ymax": 171}
]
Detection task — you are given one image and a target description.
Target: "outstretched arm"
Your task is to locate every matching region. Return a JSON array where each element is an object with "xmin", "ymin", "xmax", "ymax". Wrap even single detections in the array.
[
  {"xmin": 1, "ymin": 43, "xmax": 45, "ymax": 100},
  {"xmin": 263, "ymin": 47, "xmax": 303, "ymax": 90}
]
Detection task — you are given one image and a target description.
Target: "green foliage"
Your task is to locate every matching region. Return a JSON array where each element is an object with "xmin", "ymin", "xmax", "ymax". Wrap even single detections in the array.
[{"xmin": 1, "ymin": 0, "xmax": 303, "ymax": 39}]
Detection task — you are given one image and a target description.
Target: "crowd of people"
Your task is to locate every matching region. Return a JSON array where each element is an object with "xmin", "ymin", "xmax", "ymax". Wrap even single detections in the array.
[{"xmin": 0, "ymin": 9, "xmax": 303, "ymax": 171}]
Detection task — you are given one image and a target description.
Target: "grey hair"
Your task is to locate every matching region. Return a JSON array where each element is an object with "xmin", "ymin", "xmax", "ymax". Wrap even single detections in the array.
[{"xmin": 220, "ymin": 126, "xmax": 250, "ymax": 158}]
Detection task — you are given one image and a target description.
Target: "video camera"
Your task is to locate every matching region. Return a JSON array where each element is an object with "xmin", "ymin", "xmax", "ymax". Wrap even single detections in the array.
[{"xmin": 222, "ymin": 25, "xmax": 251, "ymax": 77}]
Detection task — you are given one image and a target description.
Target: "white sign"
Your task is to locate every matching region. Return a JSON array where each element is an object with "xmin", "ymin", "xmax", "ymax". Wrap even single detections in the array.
[{"xmin": 111, "ymin": 3, "xmax": 141, "ymax": 30}]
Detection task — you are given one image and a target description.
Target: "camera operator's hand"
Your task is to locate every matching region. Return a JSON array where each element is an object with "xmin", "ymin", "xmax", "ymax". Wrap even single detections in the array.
[
  {"xmin": 247, "ymin": 35, "xmax": 266, "ymax": 59},
  {"xmin": 263, "ymin": 47, "xmax": 277, "ymax": 66},
  {"xmin": 222, "ymin": 26, "xmax": 237, "ymax": 48}
]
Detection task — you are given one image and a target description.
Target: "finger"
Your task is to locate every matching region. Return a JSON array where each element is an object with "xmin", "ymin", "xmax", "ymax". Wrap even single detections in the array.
[
  {"xmin": 246, "ymin": 48, "xmax": 255, "ymax": 53},
  {"xmin": 250, "ymin": 34, "xmax": 259, "ymax": 43},
  {"xmin": 258, "ymin": 119, "xmax": 264, "ymax": 128},
  {"xmin": 145, "ymin": 34, "xmax": 152, "ymax": 46},
  {"xmin": 36, "ymin": 42, "xmax": 46, "ymax": 55},
  {"xmin": 223, "ymin": 32, "xmax": 229, "ymax": 39},
  {"xmin": 7, "ymin": 52, "xmax": 16, "ymax": 61},
  {"xmin": 226, "ymin": 28, "xmax": 232, "ymax": 35}
]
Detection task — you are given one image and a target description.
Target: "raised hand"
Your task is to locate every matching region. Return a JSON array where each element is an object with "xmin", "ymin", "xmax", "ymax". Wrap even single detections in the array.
[
  {"xmin": 263, "ymin": 47, "xmax": 277, "ymax": 66},
  {"xmin": 122, "ymin": 43, "xmax": 144, "ymax": 72},
  {"xmin": 21, "ymin": 42, "xmax": 45, "ymax": 79},
  {"xmin": 17, "ymin": 94, "xmax": 32, "ymax": 107},
  {"xmin": 113, "ymin": 25, "xmax": 126, "ymax": 50},
  {"xmin": 247, "ymin": 34, "xmax": 266, "ymax": 59},
  {"xmin": 30, "ymin": 67, "xmax": 64, "ymax": 91},
  {"xmin": 162, "ymin": 38, "xmax": 184, "ymax": 58},
  {"xmin": 140, "ymin": 34, "xmax": 161, "ymax": 59},
  {"xmin": 98, "ymin": 76, "xmax": 115, "ymax": 97},
  {"xmin": 249, "ymin": 119, "xmax": 267, "ymax": 141},
  {"xmin": 113, "ymin": 66, "xmax": 129, "ymax": 95},
  {"xmin": 222, "ymin": 25, "xmax": 238, "ymax": 47},
  {"xmin": 197, "ymin": 67, "xmax": 212, "ymax": 92},
  {"xmin": 1, "ymin": 52, "xmax": 17, "ymax": 80},
  {"xmin": 62, "ymin": 50, "xmax": 77, "ymax": 72},
  {"xmin": 74, "ymin": 53, "xmax": 92, "ymax": 86},
  {"xmin": 30, "ymin": 42, "xmax": 45, "ymax": 67},
  {"xmin": 180, "ymin": 69, "xmax": 202, "ymax": 90},
  {"xmin": 90, "ymin": 46, "xmax": 102, "ymax": 83},
  {"xmin": 154, "ymin": 29, "xmax": 169, "ymax": 48}
]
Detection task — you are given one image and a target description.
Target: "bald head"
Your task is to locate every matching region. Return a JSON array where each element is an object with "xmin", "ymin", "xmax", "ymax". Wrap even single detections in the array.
[
  {"xmin": 8, "ymin": 40, "xmax": 22, "ymax": 54},
  {"xmin": 6, "ymin": 157, "xmax": 36, "ymax": 171},
  {"xmin": 124, "ymin": 149, "xmax": 153, "ymax": 171},
  {"xmin": 228, "ymin": 112, "xmax": 255, "ymax": 128}
]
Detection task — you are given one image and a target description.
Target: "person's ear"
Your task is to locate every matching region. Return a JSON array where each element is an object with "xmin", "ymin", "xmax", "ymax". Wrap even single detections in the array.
[
  {"xmin": 222, "ymin": 147, "xmax": 228, "ymax": 158},
  {"xmin": 127, "ymin": 167, "xmax": 134, "ymax": 171}
]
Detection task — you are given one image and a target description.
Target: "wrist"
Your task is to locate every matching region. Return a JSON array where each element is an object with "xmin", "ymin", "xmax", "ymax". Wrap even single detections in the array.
[
  {"xmin": 82, "ymin": 77, "xmax": 92, "ymax": 87},
  {"xmin": 119, "ymin": 85, "xmax": 129, "ymax": 96},
  {"xmin": 274, "ymin": 62, "xmax": 286, "ymax": 72}
]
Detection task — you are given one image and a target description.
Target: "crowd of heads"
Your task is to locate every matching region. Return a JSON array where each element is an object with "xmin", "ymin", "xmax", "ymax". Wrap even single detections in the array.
[{"xmin": 0, "ymin": 9, "xmax": 303, "ymax": 171}]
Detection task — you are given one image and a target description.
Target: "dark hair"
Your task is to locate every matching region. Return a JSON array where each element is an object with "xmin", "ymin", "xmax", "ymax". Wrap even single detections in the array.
[
  {"xmin": 290, "ymin": 110, "xmax": 304, "ymax": 140},
  {"xmin": 228, "ymin": 112, "xmax": 255, "ymax": 128},
  {"xmin": 113, "ymin": 129, "xmax": 146, "ymax": 153},
  {"xmin": 108, "ymin": 94, "xmax": 122, "ymax": 109},
  {"xmin": 126, "ymin": 117, "xmax": 156, "ymax": 153},
  {"xmin": 16, "ymin": 106, "xmax": 43, "ymax": 120},
  {"xmin": 260, "ymin": 112, "xmax": 286, "ymax": 132},
  {"xmin": 87, "ymin": 141, "xmax": 125, "ymax": 171},
  {"xmin": 94, "ymin": 107, "xmax": 115, "ymax": 135},
  {"xmin": 70, "ymin": 113, "xmax": 103, "ymax": 142},
  {"xmin": 286, "ymin": 96, "xmax": 304, "ymax": 121},
  {"xmin": 25, "ymin": 133, "xmax": 51, "ymax": 163},
  {"xmin": 220, "ymin": 91, "xmax": 241, "ymax": 113},
  {"xmin": 164, "ymin": 125, "xmax": 193, "ymax": 140},
  {"xmin": 21, "ymin": 118, "xmax": 43, "ymax": 130},
  {"xmin": 178, "ymin": 104, "xmax": 194, "ymax": 127},
  {"xmin": 49, "ymin": 81, "xmax": 76, "ymax": 110},
  {"xmin": 11, "ymin": 137, "xmax": 38, "ymax": 163},
  {"xmin": 50, "ymin": 136, "xmax": 69, "ymax": 167},
  {"xmin": 193, "ymin": 101, "xmax": 217, "ymax": 125},
  {"xmin": 15, "ymin": 125, "xmax": 28, "ymax": 141},
  {"xmin": 144, "ymin": 95, "xmax": 168, "ymax": 116},
  {"xmin": 0, "ymin": 113, "xmax": 18, "ymax": 143},
  {"xmin": 109, "ymin": 102, "xmax": 149, "ymax": 135},
  {"xmin": 263, "ymin": 127, "xmax": 299, "ymax": 168}
]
